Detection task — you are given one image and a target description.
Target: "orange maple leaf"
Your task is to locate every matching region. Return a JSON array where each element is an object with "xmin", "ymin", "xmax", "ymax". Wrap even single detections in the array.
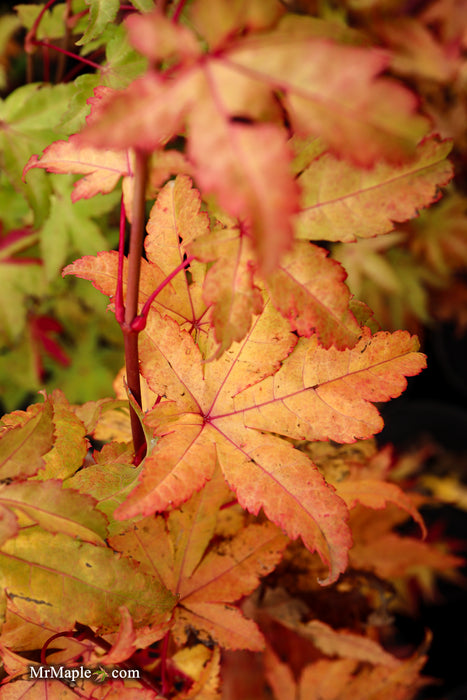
[
  {"xmin": 110, "ymin": 470, "xmax": 288, "ymax": 651},
  {"xmin": 66, "ymin": 176, "xmax": 362, "ymax": 354},
  {"xmin": 77, "ymin": 9, "xmax": 429, "ymax": 272},
  {"xmin": 108, "ymin": 291, "xmax": 425, "ymax": 584}
]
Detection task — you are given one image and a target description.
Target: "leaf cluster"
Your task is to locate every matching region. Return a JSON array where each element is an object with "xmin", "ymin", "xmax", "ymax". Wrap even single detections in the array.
[{"xmin": 0, "ymin": 1, "xmax": 465, "ymax": 698}]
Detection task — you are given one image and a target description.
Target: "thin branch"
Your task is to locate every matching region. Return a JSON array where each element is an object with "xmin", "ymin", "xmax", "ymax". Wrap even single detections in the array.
[
  {"xmin": 29, "ymin": 39, "xmax": 102, "ymax": 71},
  {"xmin": 172, "ymin": 0, "xmax": 188, "ymax": 23},
  {"xmin": 131, "ymin": 254, "xmax": 195, "ymax": 331},
  {"xmin": 25, "ymin": 0, "xmax": 57, "ymax": 53},
  {"xmin": 115, "ymin": 195, "xmax": 126, "ymax": 324},
  {"xmin": 123, "ymin": 150, "xmax": 149, "ymax": 460}
]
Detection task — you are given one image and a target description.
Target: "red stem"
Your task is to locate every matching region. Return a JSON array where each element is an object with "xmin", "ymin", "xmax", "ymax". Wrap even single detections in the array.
[
  {"xmin": 172, "ymin": 0, "xmax": 188, "ymax": 23},
  {"xmin": 122, "ymin": 150, "xmax": 148, "ymax": 461},
  {"xmin": 41, "ymin": 631, "xmax": 76, "ymax": 665},
  {"xmin": 25, "ymin": 0, "xmax": 57, "ymax": 53},
  {"xmin": 30, "ymin": 39, "xmax": 102, "ymax": 71},
  {"xmin": 115, "ymin": 195, "xmax": 126, "ymax": 324},
  {"xmin": 132, "ymin": 254, "xmax": 194, "ymax": 330}
]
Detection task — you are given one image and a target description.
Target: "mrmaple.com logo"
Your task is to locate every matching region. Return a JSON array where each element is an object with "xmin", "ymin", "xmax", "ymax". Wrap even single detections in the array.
[{"xmin": 28, "ymin": 664, "xmax": 140, "ymax": 683}]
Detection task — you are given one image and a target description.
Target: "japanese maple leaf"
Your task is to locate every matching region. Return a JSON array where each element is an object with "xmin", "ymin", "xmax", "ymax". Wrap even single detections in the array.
[
  {"xmin": 110, "ymin": 470, "xmax": 288, "ymax": 651},
  {"xmin": 23, "ymin": 134, "xmax": 132, "ymax": 202},
  {"xmin": 23, "ymin": 130, "xmax": 191, "ymax": 217},
  {"xmin": 66, "ymin": 176, "xmax": 361, "ymax": 356},
  {"xmin": 296, "ymin": 136, "xmax": 453, "ymax": 242},
  {"xmin": 78, "ymin": 8, "xmax": 429, "ymax": 272},
  {"xmin": 190, "ymin": 230, "xmax": 362, "ymax": 353},
  {"xmin": 113, "ymin": 297, "xmax": 425, "ymax": 584},
  {"xmin": 266, "ymin": 652, "xmax": 430, "ymax": 700},
  {"xmin": 64, "ymin": 176, "xmax": 210, "ymax": 336},
  {"xmin": 348, "ymin": 506, "xmax": 464, "ymax": 588}
]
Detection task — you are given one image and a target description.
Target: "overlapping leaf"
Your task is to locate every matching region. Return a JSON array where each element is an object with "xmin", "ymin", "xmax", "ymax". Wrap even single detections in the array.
[
  {"xmin": 110, "ymin": 293, "xmax": 425, "ymax": 583},
  {"xmin": 0, "ymin": 526, "xmax": 175, "ymax": 632},
  {"xmin": 0, "ymin": 400, "xmax": 54, "ymax": 481},
  {"xmin": 23, "ymin": 134, "xmax": 132, "ymax": 202},
  {"xmin": 265, "ymin": 241, "xmax": 361, "ymax": 348},
  {"xmin": 296, "ymin": 136, "xmax": 453, "ymax": 242},
  {"xmin": 66, "ymin": 176, "xmax": 362, "ymax": 355},
  {"xmin": 77, "ymin": 0, "xmax": 120, "ymax": 45},
  {"xmin": 32, "ymin": 390, "xmax": 88, "ymax": 481},
  {"xmin": 349, "ymin": 507, "xmax": 464, "ymax": 582},
  {"xmin": 0, "ymin": 480, "xmax": 107, "ymax": 544},
  {"xmin": 304, "ymin": 439, "xmax": 427, "ymax": 535},
  {"xmin": 0, "ymin": 82, "xmax": 77, "ymax": 224},
  {"xmin": 79, "ymin": 9, "xmax": 429, "ymax": 272},
  {"xmin": 110, "ymin": 471, "xmax": 288, "ymax": 650}
]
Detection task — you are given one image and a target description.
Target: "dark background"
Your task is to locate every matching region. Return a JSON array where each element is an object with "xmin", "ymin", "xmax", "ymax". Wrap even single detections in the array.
[{"xmin": 380, "ymin": 322, "xmax": 467, "ymax": 699}]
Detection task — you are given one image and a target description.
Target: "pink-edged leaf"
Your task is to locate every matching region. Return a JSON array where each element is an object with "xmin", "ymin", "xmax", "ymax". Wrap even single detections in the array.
[
  {"xmin": 296, "ymin": 136, "xmax": 454, "ymax": 242},
  {"xmin": 79, "ymin": 70, "xmax": 201, "ymax": 152},
  {"xmin": 144, "ymin": 175, "xmax": 209, "ymax": 327},
  {"xmin": 188, "ymin": 115, "xmax": 299, "ymax": 274},
  {"xmin": 115, "ymin": 305, "xmax": 424, "ymax": 583},
  {"xmin": 335, "ymin": 479, "xmax": 426, "ymax": 537},
  {"xmin": 63, "ymin": 251, "xmax": 165, "ymax": 314},
  {"xmin": 228, "ymin": 28, "xmax": 429, "ymax": 164},
  {"xmin": 23, "ymin": 136, "xmax": 132, "ymax": 202},
  {"xmin": 88, "ymin": 606, "xmax": 137, "ymax": 666},
  {"xmin": 179, "ymin": 523, "xmax": 288, "ymax": 603},
  {"xmin": 189, "ymin": 227, "xmax": 263, "ymax": 356},
  {"xmin": 111, "ymin": 485, "xmax": 284, "ymax": 651},
  {"xmin": 234, "ymin": 328, "xmax": 426, "ymax": 442},
  {"xmin": 266, "ymin": 241, "xmax": 360, "ymax": 348}
]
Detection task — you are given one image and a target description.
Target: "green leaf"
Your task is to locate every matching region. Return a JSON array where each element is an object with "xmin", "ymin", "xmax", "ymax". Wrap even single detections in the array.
[
  {"xmin": 0, "ymin": 83, "xmax": 76, "ymax": 224},
  {"xmin": 0, "ymin": 480, "xmax": 107, "ymax": 544},
  {"xmin": 59, "ymin": 74, "xmax": 101, "ymax": 134},
  {"xmin": 102, "ymin": 24, "xmax": 148, "ymax": 86},
  {"xmin": 0, "ymin": 262, "xmax": 45, "ymax": 340},
  {"xmin": 0, "ymin": 527, "xmax": 176, "ymax": 632},
  {"xmin": 61, "ymin": 29, "xmax": 147, "ymax": 133},
  {"xmin": 66, "ymin": 459, "xmax": 141, "ymax": 536},
  {"xmin": 31, "ymin": 390, "xmax": 88, "ymax": 481},
  {"xmin": 40, "ymin": 177, "xmax": 114, "ymax": 280},
  {"xmin": 77, "ymin": 0, "xmax": 121, "ymax": 46},
  {"xmin": 0, "ymin": 401, "xmax": 54, "ymax": 481},
  {"xmin": 15, "ymin": 3, "xmax": 68, "ymax": 39},
  {"xmin": 0, "ymin": 83, "xmax": 74, "ymax": 132},
  {"xmin": 0, "ymin": 175, "xmax": 31, "ymax": 230}
]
